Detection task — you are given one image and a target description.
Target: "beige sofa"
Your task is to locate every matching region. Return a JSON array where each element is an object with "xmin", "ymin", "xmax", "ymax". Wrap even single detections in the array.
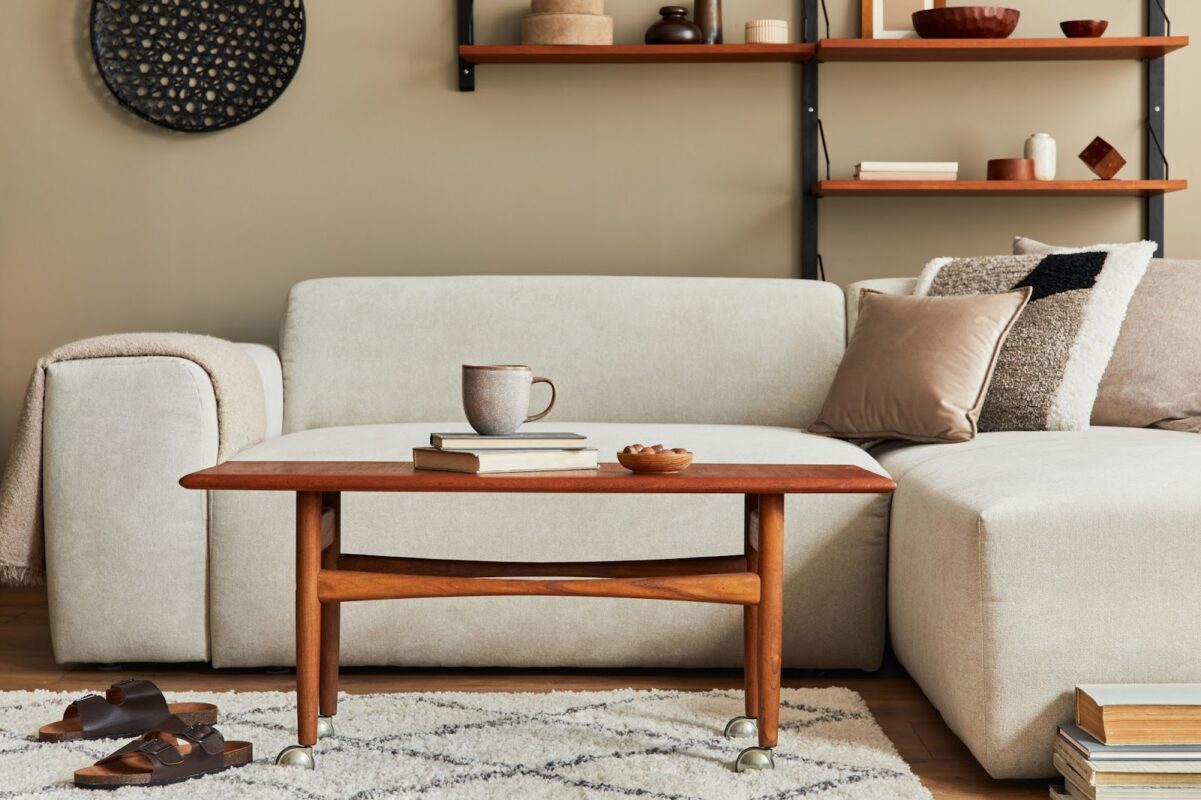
[{"xmin": 36, "ymin": 275, "xmax": 1201, "ymax": 779}]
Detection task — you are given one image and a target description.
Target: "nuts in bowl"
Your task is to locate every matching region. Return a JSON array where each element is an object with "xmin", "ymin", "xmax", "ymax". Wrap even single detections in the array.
[{"xmin": 617, "ymin": 443, "xmax": 694, "ymax": 474}]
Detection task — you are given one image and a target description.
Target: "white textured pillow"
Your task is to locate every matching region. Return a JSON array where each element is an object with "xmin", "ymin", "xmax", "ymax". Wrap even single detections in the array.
[{"xmin": 915, "ymin": 242, "xmax": 1155, "ymax": 431}]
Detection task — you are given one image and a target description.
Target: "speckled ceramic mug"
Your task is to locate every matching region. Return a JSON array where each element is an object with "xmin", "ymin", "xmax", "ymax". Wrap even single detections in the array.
[{"xmin": 461, "ymin": 365, "xmax": 557, "ymax": 436}]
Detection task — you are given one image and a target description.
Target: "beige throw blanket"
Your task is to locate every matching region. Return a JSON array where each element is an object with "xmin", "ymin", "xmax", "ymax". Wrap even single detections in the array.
[{"xmin": 0, "ymin": 333, "xmax": 267, "ymax": 586}]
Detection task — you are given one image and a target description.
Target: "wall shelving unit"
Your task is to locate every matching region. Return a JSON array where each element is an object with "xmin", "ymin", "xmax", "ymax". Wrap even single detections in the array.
[{"xmin": 455, "ymin": 1, "xmax": 1186, "ymax": 279}]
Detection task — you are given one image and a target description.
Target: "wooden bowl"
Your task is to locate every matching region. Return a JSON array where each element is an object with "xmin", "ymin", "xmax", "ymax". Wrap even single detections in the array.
[
  {"xmin": 1060, "ymin": 20, "xmax": 1108, "ymax": 38},
  {"xmin": 617, "ymin": 450, "xmax": 694, "ymax": 474},
  {"xmin": 912, "ymin": 7, "xmax": 1020, "ymax": 39},
  {"xmin": 987, "ymin": 158, "xmax": 1034, "ymax": 181}
]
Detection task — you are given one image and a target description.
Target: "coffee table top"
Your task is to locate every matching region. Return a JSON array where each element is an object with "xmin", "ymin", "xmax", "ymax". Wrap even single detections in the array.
[{"xmin": 180, "ymin": 461, "xmax": 895, "ymax": 495}]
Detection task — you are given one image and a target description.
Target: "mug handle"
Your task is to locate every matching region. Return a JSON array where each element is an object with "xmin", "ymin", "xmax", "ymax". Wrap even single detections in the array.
[{"xmin": 525, "ymin": 377, "xmax": 557, "ymax": 423}]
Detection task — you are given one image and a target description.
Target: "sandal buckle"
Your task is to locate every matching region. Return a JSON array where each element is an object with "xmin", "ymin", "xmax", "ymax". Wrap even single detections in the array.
[
  {"xmin": 138, "ymin": 738, "xmax": 184, "ymax": 765},
  {"xmin": 184, "ymin": 723, "xmax": 215, "ymax": 741}
]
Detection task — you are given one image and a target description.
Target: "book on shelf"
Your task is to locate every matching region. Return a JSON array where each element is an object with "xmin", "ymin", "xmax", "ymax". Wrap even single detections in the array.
[
  {"xmin": 1078, "ymin": 685, "xmax": 1201, "ymax": 745},
  {"xmin": 854, "ymin": 170, "xmax": 958, "ymax": 181},
  {"xmin": 1060, "ymin": 724, "xmax": 1201, "ymax": 762},
  {"xmin": 430, "ymin": 431, "xmax": 587, "ymax": 450},
  {"xmin": 412, "ymin": 446, "xmax": 599, "ymax": 474},
  {"xmin": 856, "ymin": 161, "xmax": 959, "ymax": 173}
]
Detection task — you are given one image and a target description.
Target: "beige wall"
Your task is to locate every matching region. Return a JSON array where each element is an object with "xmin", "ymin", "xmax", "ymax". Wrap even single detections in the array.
[{"xmin": 1, "ymin": 1, "xmax": 1197, "ymax": 458}]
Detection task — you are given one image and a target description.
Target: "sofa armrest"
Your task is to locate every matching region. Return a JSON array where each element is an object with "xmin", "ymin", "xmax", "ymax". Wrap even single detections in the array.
[
  {"xmin": 43, "ymin": 356, "xmax": 219, "ymax": 663},
  {"xmin": 237, "ymin": 343, "xmax": 282, "ymax": 439}
]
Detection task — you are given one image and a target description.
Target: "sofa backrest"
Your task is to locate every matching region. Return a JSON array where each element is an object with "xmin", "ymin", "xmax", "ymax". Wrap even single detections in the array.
[
  {"xmin": 280, "ymin": 276, "xmax": 847, "ymax": 433},
  {"xmin": 844, "ymin": 277, "xmax": 918, "ymax": 334}
]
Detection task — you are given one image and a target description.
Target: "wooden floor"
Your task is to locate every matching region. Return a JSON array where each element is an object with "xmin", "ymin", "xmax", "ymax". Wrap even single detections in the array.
[{"xmin": 0, "ymin": 586, "xmax": 1051, "ymax": 799}]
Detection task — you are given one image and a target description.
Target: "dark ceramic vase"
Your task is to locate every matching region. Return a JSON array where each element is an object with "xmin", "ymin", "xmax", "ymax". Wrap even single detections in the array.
[
  {"xmin": 645, "ymin": 6, "xmax": 702, "ymax": 44},
  {"xmin": 694, "ymin": 0, "xmax": 722, "ymax": 44}
]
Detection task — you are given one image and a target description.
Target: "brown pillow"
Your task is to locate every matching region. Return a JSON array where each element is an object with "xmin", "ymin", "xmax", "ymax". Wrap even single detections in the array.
[
  {"xmin": 809, "ymin": 288, "xmax": 1031, "ymax": 443},
  {"xmin": 1014, "ymin": 237, "xmax": 1201, "ymax": 432}
]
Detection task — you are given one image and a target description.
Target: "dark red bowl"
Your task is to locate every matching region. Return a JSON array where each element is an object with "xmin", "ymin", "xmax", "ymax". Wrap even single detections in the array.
[
  {"xmin": 1060, "ymin": 20, "xmax": 1108, "ymax": 38},
  {"xmin": 912, "ymin": 7, "xmax": 1020, "ymax": 39}
]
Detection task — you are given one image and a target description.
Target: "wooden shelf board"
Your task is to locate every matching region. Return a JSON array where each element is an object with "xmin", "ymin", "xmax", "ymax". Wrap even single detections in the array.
[
  {"xmin": 816, "ymin": 36, "xmax": 1188, "ymax": 62},
  {"xmin": 458, "ymin": 44, "xmax": 816, "ymax": 65},
  {"xmin": 815, "ymin": 180, "xmax": 1188, "ymax": 198}
]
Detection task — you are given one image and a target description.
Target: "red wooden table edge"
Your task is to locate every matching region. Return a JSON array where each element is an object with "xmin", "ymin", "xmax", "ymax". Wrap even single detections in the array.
[{"xmin": 179, "ymin": 461, "xmax": 896, "ymax": 494}]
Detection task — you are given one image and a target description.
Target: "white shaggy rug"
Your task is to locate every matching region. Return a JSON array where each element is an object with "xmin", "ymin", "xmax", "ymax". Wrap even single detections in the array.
[{"xmin": 0, "ymin": 687, "xmax": 932, "ymax": 799}]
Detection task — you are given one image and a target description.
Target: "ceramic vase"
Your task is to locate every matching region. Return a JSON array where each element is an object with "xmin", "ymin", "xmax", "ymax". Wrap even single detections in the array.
[
  {"xmin": 645, "ymin": 6, "xmax": 702, "ymax": 44},
  {"xmin": 1025, "ymin": 133, "xmax": 1057, "ymax": 181},
  {"xmin": 694, "ymin": 0, "xmax": 722, "ymax": 44}
]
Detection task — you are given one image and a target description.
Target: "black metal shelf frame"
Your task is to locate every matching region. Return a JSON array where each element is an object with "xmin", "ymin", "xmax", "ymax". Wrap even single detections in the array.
[
  {"xmin": 455, "ymin": 0, "xmax": 1173, "ymax": 278},
  {"xmin": 803, "ymin": 0, "xmax": 1173, "ymax": 279}
]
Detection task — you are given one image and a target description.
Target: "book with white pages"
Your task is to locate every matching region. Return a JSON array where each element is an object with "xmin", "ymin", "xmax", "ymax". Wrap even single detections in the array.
[
  {"xmin": 430, "ymin": 431, "xmax": 587, "ymax": 450},
  {"xmin": 1060, "ymin": 724, "xmax": 1201, "ymax": 762},
  {"xmin": 1056, "ymin": 754, "xmax": 1201, "ymax": 799},
  {"xmin": 412, "ymin": 446, "xmax": 599, "ymax": 474},
  {"xmin": 1054, "ymin": 738, "xmax": 1201, "ymax": 784},
  {"xmin": 856, "ymin": 161, "xmax": 959, "ymax": 173}
]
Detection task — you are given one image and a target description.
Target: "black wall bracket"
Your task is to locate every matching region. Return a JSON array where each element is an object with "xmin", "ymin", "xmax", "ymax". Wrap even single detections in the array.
[
  {"xmin": 1146, "ymin": 0, "xmax": 1168, "ymax": 256},
  {"xmin": 800, "ymin": 0, "xmax": 821, "ymax": 280},
  {"xmin": 458, "ymin": 0, "xmax": 475, "ymax": 91}
]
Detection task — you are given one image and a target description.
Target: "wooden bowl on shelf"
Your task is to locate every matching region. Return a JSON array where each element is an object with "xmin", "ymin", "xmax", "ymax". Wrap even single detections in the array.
[
  {"xmin": 912, "ymin": 7, "xmax": 1020, "ymax": 39},
  {"xmin": 1060, "ymin": 20, "xmax": 1108, "ymax": 38},
  {"xmin": 617, "ymin": 446, "xmax": 694, "ymax": 474},
  {"xmin": 987, "ymin": 158, "xmax": 1035, "ymax": 181}
]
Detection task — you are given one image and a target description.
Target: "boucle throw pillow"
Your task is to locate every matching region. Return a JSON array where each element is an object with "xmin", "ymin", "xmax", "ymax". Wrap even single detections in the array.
[
  {"xmin": 809, "ymin": 289, "xmax": 1030, "ymax": 443},
  {"xmin": 915, "ymin": 241, "xmax": 1155, "ymax": 431},
  {"xmin": 1014, "ymin": 237, "xmax": 1201, "ymax": 432}
]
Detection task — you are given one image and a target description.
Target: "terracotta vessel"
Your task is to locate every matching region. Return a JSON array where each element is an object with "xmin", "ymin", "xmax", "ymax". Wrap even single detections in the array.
[
  {"xmin": 987, "ymin": 158, "xmax": 1035, "ymax": 181},
  {"xmin": 912, "ymin": 7, "xmax": 1020, "ymax": 39},
  {"xmin": 645, "ymin": 6, "xmax": 702, "ymax": 44},
  {"xmin": 1060, "ymin": 20, "xmax": 1109, "ymax": 38}
]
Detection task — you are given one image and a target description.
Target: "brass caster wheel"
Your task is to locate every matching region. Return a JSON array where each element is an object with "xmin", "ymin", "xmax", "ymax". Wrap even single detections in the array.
[
  {"xmin": 734, "ymin": 746, "xmax": 775, "ymax": 772},
  {"xmin": 275, "ymin": 745, "xmax": 316, "ymax": 769},
  {"xmin": 723, "ymin": 716, "xmax": 758, "ymax": 738},
  {"xmin": 316, "ymin": 715, "xmax": 335, "ymax": 740}
]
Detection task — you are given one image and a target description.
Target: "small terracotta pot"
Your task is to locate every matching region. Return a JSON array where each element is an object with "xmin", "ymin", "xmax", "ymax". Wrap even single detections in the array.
[
  {"xmin": 1060, "ymin": 19, "xmax": 1108, "ymax": 38},
  {"xmin": 987, "ymin": 158, "xmax": 1035, "ymax": 181}
]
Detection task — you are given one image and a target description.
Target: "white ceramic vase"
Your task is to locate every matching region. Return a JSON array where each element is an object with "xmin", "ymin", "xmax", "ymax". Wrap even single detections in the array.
[{"xmin": 1025, "ymin": 133, "xmax": 1057, "ymax": 181}]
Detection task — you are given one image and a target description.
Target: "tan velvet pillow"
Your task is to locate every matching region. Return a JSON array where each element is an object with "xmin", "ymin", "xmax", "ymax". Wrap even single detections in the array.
[
  {"xmin": 1014, "ymin": 237, "xmax": 1201, "ymax": 432},
  {"xmin": 809, "ymin": 288, "xmax": 1031, "ymax": 443}
]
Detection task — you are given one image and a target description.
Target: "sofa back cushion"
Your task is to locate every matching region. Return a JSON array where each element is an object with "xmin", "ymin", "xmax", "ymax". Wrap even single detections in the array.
[{"xmin": 280, "ymin": 276, "xmax": 847, "ymax": 432}]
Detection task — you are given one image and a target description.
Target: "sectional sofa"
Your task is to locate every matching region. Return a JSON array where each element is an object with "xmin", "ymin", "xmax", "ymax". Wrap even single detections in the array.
[{"xmin": 33, "ymin": 275, "xmax": 1201, "ymax": 778}]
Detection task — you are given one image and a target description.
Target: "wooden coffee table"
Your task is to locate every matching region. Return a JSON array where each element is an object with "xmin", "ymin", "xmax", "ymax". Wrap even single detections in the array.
[{"xmin": 180, "ymin": 461, "xmax": 894, "ymax": 772}]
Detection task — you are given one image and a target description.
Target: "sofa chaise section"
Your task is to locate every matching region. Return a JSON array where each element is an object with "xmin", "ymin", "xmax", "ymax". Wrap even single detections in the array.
[{"xmin": 878, "ymin": 427, "xmax": 1201, "ymax": 778}]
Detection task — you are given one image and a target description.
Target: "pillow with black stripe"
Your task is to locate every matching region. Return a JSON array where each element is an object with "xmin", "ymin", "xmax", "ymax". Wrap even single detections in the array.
[{"xmin": 914, "ymin": 242, "xmax": 1156, "ymax": 431}]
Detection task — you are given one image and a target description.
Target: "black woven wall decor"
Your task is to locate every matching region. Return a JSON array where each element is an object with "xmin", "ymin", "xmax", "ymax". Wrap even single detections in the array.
[{"xmin": 90, "ymin": 0, "xmax": 306, "ymax": 132}]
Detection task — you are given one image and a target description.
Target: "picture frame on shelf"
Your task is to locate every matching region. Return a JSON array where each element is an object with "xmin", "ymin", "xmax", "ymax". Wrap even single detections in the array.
[{"xmin": 861, "ymin": 0, "xmax": 947, "ymax": 39}]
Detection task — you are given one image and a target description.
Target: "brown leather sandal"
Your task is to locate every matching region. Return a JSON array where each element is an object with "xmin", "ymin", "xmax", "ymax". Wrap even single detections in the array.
[
  {"xmin": 74, "ymin": 716, "xmax": 252, "ymax": 789},
  {"xmin": 38, "ymin": 679, "xmax": 217, "ymax": 742}
]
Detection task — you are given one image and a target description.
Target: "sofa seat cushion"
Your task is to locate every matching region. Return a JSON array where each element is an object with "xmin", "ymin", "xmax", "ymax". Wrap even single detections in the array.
[
  {"xmin": 879, "ymin": 428, "xmax": 1201, "ymax": 778},
  {"xmin": 209, "ymin": 422, "xmax": 891, "ymax": 670}
]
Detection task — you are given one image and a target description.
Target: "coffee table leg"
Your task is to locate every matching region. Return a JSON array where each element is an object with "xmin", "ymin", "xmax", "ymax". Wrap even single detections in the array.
[
  {"xmin": 735, "ymin": 493, "xmax": 783, "ymax": 772},
  {"xmin": 276, "ymin": 490, "xmax": 322, "ymax": 769},
  {"xmin": 318, "ymin": 491, "xmax": 341, "ymax": 741},
  {"xmin": 725, "ymin": 495, "xmax": 759, "ymax": 740}
]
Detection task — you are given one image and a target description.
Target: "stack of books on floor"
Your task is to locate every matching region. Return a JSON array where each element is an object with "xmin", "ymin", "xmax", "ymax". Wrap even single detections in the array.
[
  {"xmin": 1052, "ymin": 685, "xmax": 1201, "ymax": 799},
  {"xmin": 854, "ymin": 161, "xmax": 958, "ymax": 181},
  {"xmin": 413, "ymin": 431, "xmax": 598, "ymax": 474}
]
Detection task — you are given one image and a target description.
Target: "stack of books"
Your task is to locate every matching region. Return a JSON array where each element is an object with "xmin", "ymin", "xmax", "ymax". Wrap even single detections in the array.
[
  {"xmin": 1053, "ymin": 685, "xmax": 1201, "ymax": 799},
  {"xmin": 854, "ymin": 161, "xmax": 958, "ymax": 181},
  {"xmin": 413, "ymin": 431, "xmax": 598, "ymax": 474}
]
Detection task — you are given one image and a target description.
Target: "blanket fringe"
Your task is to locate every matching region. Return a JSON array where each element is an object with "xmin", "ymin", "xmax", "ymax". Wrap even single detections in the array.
[{"xmin": 0, "ymin": 564, "xmax": 43, "ymax": 587}]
